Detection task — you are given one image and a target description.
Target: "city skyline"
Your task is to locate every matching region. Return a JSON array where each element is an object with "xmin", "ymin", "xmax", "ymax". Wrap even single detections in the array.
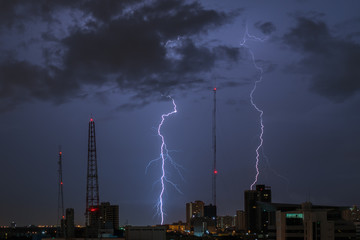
[{"xmin": 1, "ymin": 0, "xmax": 360, "ymax": 226}]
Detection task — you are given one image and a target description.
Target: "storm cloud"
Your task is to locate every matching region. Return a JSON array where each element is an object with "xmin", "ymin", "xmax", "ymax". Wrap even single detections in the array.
[
  {"xmin": 254, "ymin": 21, "xmax": 276, "ymax": 35},
  {"xmin": 0, "ymin": 0, "xmax": 239, "ymax": 111},
  {"xmin": 283, "ymin": 17, "xmax": 360, "ymax": 102}
]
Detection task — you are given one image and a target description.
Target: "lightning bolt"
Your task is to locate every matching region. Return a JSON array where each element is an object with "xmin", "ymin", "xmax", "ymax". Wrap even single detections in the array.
[
  {"xmin": 239, "ymin": 25, "xmax": 267, "ymax": 190},
  {"xmin": 147, "ymin": 96, "xmax": 179, "ymax": 225}
]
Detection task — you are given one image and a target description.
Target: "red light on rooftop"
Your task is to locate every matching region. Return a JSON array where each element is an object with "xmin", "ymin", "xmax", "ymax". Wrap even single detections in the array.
[
  {"xmin": 213, "ymin": 87, "xmax": 217, "ymax": 91},
  {"xmin": 62, "ymin": 216, "xmax": 65, "ymax": 219},
  {"xmin": 61, "ymin": 182, "xmax": 63, "ymax": 185},
  {"xmin": 214, "ymin": 170, "xmax": 218, "ymax": 174},
  {"xmin": 90, "ymin": 118, "xmax": 93, "ymax": 122},
  {"xmin": 59, "ymin": 152, "xmax": 62, "ymax": 155}
]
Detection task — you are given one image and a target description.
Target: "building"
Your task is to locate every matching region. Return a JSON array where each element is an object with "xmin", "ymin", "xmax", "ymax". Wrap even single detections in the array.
[
  {"xmin": 275, "ymin": 202, "xmax": 356, "ymax": 240},
  {"xmin": 241, "ymin": 185, "xmax": 357, "ymax": 239},
  {"xmin": 204, "ymin": 204, "xmax": 217, "ymax": 221},
  {"xmin": 125, "ymin": 226, "xmax": 166, "ymax": 240},
  {"xmin": 186, "ymin": 200, "xmax": 204, "ymax": 229},
  {"xmin": 100, "ymin": 202, "xmax": 119, "ymax": 231},
  {"xmin": 244, "ymin": 184, "xmax": 272, "ymax": 234},
  {"xmin": 167, "ymin": 221, "xmax": 185, "ymax": 232},
  {"xmin": 235, "ymin": 210, "xmax": 246, "ymax": 231},
  {"xmin": 204, "ymin": 204, "xmax": 217, "ymax": 232},
  {"xmin": 217, "ymin": 215, "xmax": 236, "ymax": 229},
  {"xmin": 191, "ymin": 217, "xmax": 215, "ymax": 237},
  {"xmin": 65, "ymin": 208, "xmax": 74, "ymax": 238}
]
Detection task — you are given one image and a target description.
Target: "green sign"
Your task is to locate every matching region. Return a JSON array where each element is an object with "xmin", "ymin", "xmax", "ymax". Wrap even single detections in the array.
[{"xmin": 286, "ymin": 213, "xmax": 303, "ymax": 219}]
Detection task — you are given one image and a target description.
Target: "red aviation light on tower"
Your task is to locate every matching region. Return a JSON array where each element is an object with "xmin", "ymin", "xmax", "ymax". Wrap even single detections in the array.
[
  {"xmin": 90, "ymin": 118, "xmax": 93, "ymax": 122},
  {"xmin": 214, "ymin": 170, "xmax": 218, "ymax": 174},
  {"xmin": 89, "ymin": 207, "xmax": 99, "ymax": 212},
  {"xmin": 213, "ymin": 87, "xmax": 217, "ymax": 91}
]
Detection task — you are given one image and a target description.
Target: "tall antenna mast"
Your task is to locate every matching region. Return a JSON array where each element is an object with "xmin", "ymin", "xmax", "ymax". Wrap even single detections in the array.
[
  {"xmin": 212, "ymin": 86, "xmax": 217, "ymax": 206},
  {"xmin": 85, "ymin": 117, "xmax": 100, "ymax": 238},
  {"xmin": 57, "ymin": 147, "xmax": 65, "ymax": 237}
]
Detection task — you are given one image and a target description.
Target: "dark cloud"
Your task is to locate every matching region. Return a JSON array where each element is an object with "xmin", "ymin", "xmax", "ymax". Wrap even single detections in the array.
[
  {"xmin": 283, "ymin": 17, "xmax": 360, "ymax": 102},
  {"xmin": 219, "ymin": 81, "xmax": 248, "ymax": 88},
  {"xmin": 114, "ymin": 100, "xmax": 152, "ymax": 112},
  {"xmin": 0, "ymin": 1, "xmax": 76, "ymax": 30},
  {"xmin": 81, "ymin": 0, "xmax": 141, "ymax": 22},
  {"xmin": 0, "ymin": 1, "xmax": 18, "ymax": 29},
  {"xmin": 254, "ymin": 21, "xmax": 276, "ymax": 35},
  {"xmin": 0, "ymin": 60, "xmax": 79, "ymax": 112},
  {"xmin": 255, "ymin": 60, "xmax": 277, "ymax": 73},
  {"xmin": 0, "ymin": 0, "xmax": 239, "ymax": 111}
]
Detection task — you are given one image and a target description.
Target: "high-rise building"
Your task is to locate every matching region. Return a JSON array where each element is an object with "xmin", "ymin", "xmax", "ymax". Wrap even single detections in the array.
[
  {"xmin": 204, "ymin": 204, "xmax": 217, "ymax": 233},
  {"xmin": 186, "ymin": 201, "xmax": 204, "ymax": 229},
  {"xmin": 204, "ymin": 204, "xmax": 217, "ymax": 221},
  {"xmin": 100, "ymin": 202, "xmax": 119, "ymax": 231},
  {"xmin": 235, "ymin": 210, "xmax": 246, "ymax": 231},
  {"xmin": 244, "ymin": 184, "xmax": 271, "ymax": 233},
  {"xmin": 65, "ymin": 208, "xmax": 75, "ymax": 238},
  {"xmin": 217, "ymin": 215, "xmax": 236, "ymax": 229}
]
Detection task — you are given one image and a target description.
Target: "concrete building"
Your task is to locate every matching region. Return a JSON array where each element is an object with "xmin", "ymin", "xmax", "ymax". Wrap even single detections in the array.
[
  {"xmin": 167, "ymin": 221, "xmax": 185, "ymax": 232},
  {"xmin": 235, "ymin": 210, "xmax": 246, "ymax": 231},
  {"xmin": 184, "ymin": 202, "xmax": 217, "ymax": 235},
  {"xmin": 100, "ymin": 202, "xmax": 119, "ymax": 231},
  {"xmin": 244, "ymin": 184, "xmax": 272, "ymax": 234},
  {"xmin": 275, "ymin": 202, "xmax": 356, "ymax": 240},
  {"xmin": 65, "ymin": 208, "xmax": 74, "ymax": 238},
  {"xmin": 186, "ymin": 200, "xmax": 204, "ymax": 229},
  {"xmin": 204, "ymin": 204, "xmax": 217, "ymax": 221},
  {"xmin": 217, "ymin": 215, "xmax": 236, "ymax": 229},
  {"xmin": 192, "ymin": 217, "xmax": 216, "ymax": 237},
  {"xmin": 125, "ymin": 226, "xmax": 166, "ymax": 240},
  {"xmin": 251, "ymin": 201, "xmax": 357, "ymax": 240},
  {"xmin": 204, "ymin": 204, "xmax": 217, "ymax": 231}
]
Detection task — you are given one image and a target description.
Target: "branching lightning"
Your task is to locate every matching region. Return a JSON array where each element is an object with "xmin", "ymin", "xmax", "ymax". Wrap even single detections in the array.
[
  {"xmin": 146, "ymin": 96, "xmax": 179, "ymax": 225},
  {"xmin": 239, "ymin": 25, "xmax": 267, "ymax": 190},
  {"xmin": 262, "ymin": 148, "xmax": 291, "ymax": 188}
]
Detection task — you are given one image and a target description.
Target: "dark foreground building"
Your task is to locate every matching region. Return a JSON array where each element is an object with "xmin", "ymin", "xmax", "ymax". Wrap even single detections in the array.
[
  {"xmin": 244, "ymin": 184, "xmax": 272, "ymax": 234},
  {"xmin": 243, "ymin": 185, "xmax": 356, "ymax": 240}
]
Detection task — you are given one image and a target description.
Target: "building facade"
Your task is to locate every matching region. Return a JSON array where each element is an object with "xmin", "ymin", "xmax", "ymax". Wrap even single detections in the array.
[
  {"xmin": 65, "ymin": 208, "xmax": 75, "ymax": 238},
  {"xmin": 235, "ymin": 210, "xmax": 246, "ymax": 231},
  {"xmin": 217, "ymin": 215, "xmax": 236, "ymax": 229},
  {"xmin": 125, "ymin": 226, "xmax": 166, "ymax": 240},
  {"xmin": 100, "ymin": 202, "xmax": 119, "ymax": 231},
  {"xmin": 275, "ymin": 202, "xmax": 356, "ymax": 240},
  {"xmin": 186, "ymin": 200, "xmax": 204, "ymax": 229},
  {"xmin": 244, "ymin": 184, "xmax": 272, "ymax": 234}
]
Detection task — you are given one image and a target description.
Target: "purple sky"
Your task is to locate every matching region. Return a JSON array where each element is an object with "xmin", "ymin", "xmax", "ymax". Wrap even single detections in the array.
[{"xmin": 1, "ymin": 0, "xmax": 360, "ymax": 226}]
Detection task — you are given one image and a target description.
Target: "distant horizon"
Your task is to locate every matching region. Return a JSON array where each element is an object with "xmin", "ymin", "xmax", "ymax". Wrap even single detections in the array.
[{"xmin": 2, "ymin": 191, "xmax": 358, "ymax": 227}]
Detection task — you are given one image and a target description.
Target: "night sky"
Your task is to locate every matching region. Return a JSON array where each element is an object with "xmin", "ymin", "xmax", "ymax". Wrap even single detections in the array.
[{"xmin": 1, "ymin": 0, "xmax": 360, "ymax": 227}]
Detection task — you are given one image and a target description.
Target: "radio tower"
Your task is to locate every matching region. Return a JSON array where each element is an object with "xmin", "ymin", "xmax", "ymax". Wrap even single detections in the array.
[
  {"xmin": 85, "ymin": 117, "xmax": 100, "ymax": 238},
  {"xmin": 212, "ymin": 86, "xmax": 217, "ymax": 207},
  {"xmin": 57, "ymin": 147, "xmax": 66, "ymax": 238}
]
